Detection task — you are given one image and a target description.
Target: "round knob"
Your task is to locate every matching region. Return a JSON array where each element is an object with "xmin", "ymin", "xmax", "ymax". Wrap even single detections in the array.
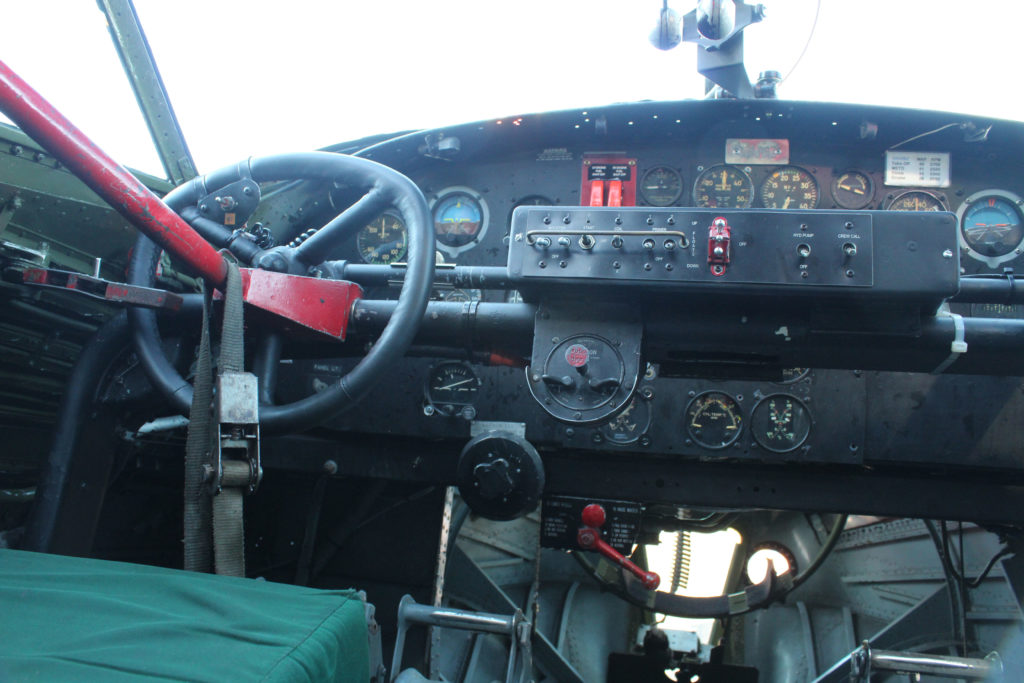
[{"xmin": 582, "ymin": 503, "xmax": 606, "ymax": 528}]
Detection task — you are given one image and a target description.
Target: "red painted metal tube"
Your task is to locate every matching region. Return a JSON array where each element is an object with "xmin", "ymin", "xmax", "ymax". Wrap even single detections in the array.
[{"xmin": 0, "ymin": 59, "xmax": 227, "ymax": 285}]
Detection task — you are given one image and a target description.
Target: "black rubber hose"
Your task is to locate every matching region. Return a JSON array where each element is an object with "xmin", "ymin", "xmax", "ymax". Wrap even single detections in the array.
[
  {"xmin": 21, "ymin": 311, "xmax": 131, "ymax": 553},
  {"xmin": 127, "ymin": 152, "xmax": 434, "ymax": 433}
]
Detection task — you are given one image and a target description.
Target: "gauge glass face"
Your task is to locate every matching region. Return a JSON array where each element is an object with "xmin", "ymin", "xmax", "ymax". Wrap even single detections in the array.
[
  {"xmin": 750, "ymin": 394, "xmax": 812, "ymax": 453},
  {"xmin": 888, "ymin": 191, "xmax": 944, "ymax": 211},
  {"xmin": 433, "ymin": 192, "xmax": 484, "ymax": 248},
  {"xmin": 761, "ymin": 166, "xmax": 819, "ymax": 209},
  {"xmin": 600, "ymin": 396, "xmax": 651, "ymax": 445},
  {"xmin": 357, "ymin": 212, "xmax": 407, "ymax": 264},
  {"xmin": 961, "ymin": 195, "xmax": 1024, "ymax": 257},
  {"xmin": 778, "ymin": 367, "xmax": 810, "ymax": 384},
  {"xmin": 694, "ymin": 165, "xmax": 753, "ymax": 208},
  {"xmin": 831, "ymin": 171, "xmax": 874, "ymax": 209},
  {"xmin": 427, "ymin": 362, "xmax": 480, "ymax": 407},
  {"xmin": 440, "ymin": 288, "xmax": 483, "ymax": 303},
  {"xmin": 640, "ymin": 166, "xmax": 684, "ymax": 206},
  {"xmin": 685, "ymin": 391, "xmax": 742, "ymax": 450}
]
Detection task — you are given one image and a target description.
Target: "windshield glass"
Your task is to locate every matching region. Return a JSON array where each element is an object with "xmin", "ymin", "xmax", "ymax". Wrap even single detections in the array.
[{"xmin": 6, "ymin": 1, "xmax": 1022, "ymax": 176}]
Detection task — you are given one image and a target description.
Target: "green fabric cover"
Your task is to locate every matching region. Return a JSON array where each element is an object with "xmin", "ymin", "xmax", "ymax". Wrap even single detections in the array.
[{"xmin": 0, "ymin": 549, "xmax": 370, "ymax": 682}]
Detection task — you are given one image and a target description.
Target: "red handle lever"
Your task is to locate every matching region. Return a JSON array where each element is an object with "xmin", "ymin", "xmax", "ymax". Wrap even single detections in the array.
[{"xmin": 577, "ymin": 504, "xmax": 660, "ymax": 590}]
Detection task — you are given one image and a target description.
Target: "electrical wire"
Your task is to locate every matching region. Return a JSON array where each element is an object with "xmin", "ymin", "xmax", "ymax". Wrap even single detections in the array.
[
  {"xmin": 779, "ymin": 0, "xmax": 822, "ymax": 85},
  {"xmin": 887, "ymin": 122, "xmax": 962, "ymax": 151},
  {"xmin": 924, "ymin": 520, "xmax": 965, "ymax": 652}
]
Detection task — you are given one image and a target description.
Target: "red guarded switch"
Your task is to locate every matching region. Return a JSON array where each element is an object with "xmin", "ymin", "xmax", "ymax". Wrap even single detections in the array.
[
  {"xmin": 577, "ymin": 504, "xmax": 660, "ymax": 590},
  {"xmin": 589, "ymin": 180, "xmax": 605, "ymax": 207},
  {"xmin": 607, "ymin": 180, "xmax": 623, "ymax": 207},
  {"xmin": 707, "ymin": 216, "xmax": 732, "ymax": 276}
]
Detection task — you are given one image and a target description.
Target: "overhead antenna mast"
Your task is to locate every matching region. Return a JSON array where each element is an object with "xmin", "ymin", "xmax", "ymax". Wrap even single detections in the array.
[{"xmin": 651, "ymin": 1, "xmax": 776, "ymax": 99}]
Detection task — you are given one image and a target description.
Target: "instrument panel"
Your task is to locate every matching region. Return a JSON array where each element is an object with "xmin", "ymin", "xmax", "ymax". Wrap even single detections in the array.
[{"xmin": 291, "ymin": 99, "xmax": 1024, "ymax": 471}]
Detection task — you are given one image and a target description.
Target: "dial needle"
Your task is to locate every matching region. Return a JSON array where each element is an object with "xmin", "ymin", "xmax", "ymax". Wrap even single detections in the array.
[{"xmin": 437, "ymin": 378, "xmax": 475, "ymax": 391}]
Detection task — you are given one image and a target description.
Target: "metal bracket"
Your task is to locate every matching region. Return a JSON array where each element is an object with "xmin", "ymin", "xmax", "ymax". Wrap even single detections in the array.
[
  {"xmin": 391, "ymin": 595, "xmax": 531, "ymax": 683},
  {"xmin": 22, "ymin": 266, "xmax": 183, "ymax": 310},
  {"xmin": 212, "ymin": 371, "xmax": 262, "ymax": 495}
]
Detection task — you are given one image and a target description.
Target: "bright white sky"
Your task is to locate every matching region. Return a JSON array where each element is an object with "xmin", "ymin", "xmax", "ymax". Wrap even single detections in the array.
[{"xmin": 5, "ymin": 1, "xmax": 1024, "ymax": 177}]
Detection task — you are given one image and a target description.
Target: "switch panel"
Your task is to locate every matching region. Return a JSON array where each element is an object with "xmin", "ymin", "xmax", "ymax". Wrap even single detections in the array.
[{"xmin": 508, "ymin": 206, "xmax": 959, "ymax": 308}]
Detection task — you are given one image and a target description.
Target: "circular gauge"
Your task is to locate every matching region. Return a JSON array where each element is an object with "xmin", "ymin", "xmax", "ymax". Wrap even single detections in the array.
[
  {"xmin": 600, "ymin": 395, "xmax": 651, "ymax": 445},
  {"xmin": 426, "ymin": 362, "xmax": 481, "ymax": 412},
  {"xmin": 356, "ymin": 211, "xmax": 407, "ymax": 264},
  {"xmin": 432, "ymin": 186, "xmax": 489, "ymax": 255},
  {"xmin": 750, "ymin": 394, "xmax": 812, "ymax": 453},
  {"xmin": 957, "ymin": 190, "xmax": 1024, "ymax": 266},
  {"xmin": 513, "ymin": 195, "xmax": 554, "ymax": 209},
  {"xmin": 640, "ymin": 166, "xmax": 684, "ymax": 206},
  {"xmin": 684, "ymin": 391, "xmax": 743, "ymax": 450},
  {"xmin": 761, "ymin": 166, "xmax": 819, "ymax": 209},
  {"xmin": 778, "ymin": 367, "xmax": 810, "ymax": 384},
  {"xmin": 887, "ymin": 190, "xmax": 945, "ymax": 212},
  {"xmin": 831, "ymin": 171, "xmax": 874, "ymax": 210},
  {"xmin": 693, "ymin": 165, "xmax": 754, "ymax": 208},
  {"xmin": 440, "ymin": 288, "xmax": 483, "ymax": 303}
]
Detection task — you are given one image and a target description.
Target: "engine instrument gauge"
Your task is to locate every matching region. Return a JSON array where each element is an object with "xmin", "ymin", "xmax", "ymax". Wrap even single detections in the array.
[
  {"xmin": 684, "ymin": 391, "xmax": 742, "ymax": 450},
  {"xmin": 600, "ymin": 395, "xmax": 651, "ymax": 445},
  {"xmin": 440, "ymin": 288, "xmax": 483, "ymax": 303},
  {"xmin": 693, "ymin": 165, "xmax": 753, "ymax": 208},
  {"xmin": 750, "ymin": 394, "xmax": 812, "ymax": 453},
  {"xmin": 426, "ymin": 362, "xmax": 481, "ymax": 417},
  {"xmin": 432, "ymin": 187, "xmax": 489, "ymax": 255},
  {"xmin": 357, "ymin": 211, "xmax": 407, "ymax": 264},
  {"xmin": 887, "ymin": 190, "xmax": 945, "ymax": 212},
  {"xmin": 778, "ymin": 367, "xmax": 810, "ymax": 384},
  {"xmin": 761, "ymin": 166, "xmax": 819, "ymax": 209},
  {"xmin": 640, "ymin": 166, "xmax": 684, "ymax": 206},
  {"xmin": 957, "ymin": 190, "xmax": 1024, "ymax": 265},
  {"xmin": 831, "ymin": 171, "xmax": 874, "ymax": 210}
]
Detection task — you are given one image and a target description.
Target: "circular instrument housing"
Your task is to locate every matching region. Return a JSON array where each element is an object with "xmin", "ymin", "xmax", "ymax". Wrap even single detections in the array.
[
  {"xmin": 425, "ymin": 361, "xmax": 481, "ymax": 418},
  {"xmin": 693, "ymin": 164, "xmax": 753, "ymax": 208},
  {"xmin": 600, "ymin": 394, "xmax": 652, "ymax": 445},
  {"xmin": 640, "ymin": 166, "xmax": 684, "ymax": 206},
  {"xmin": 761, "ymin": 166, "xmax": 818, "ymax": 209},
  {"xmin": 431, "ymin": 186, "xmax": 489, "ymax": 256},
  {"xmin": 685, "ymin": 391, "xmax": 743, "ymax": 450},
  {"xmin": 831, "ymin": 170, "xmax": 874, "ymax": 210},
  {"xmin": 750, "ymin": 393, "xmax": 812, "ymax": 453},
  {"xmin": 356, "ymin": 211, "xmax": 408, "ymax": 264},
  {"xmin": 528, "ymin": 333, "xmax": 637, "ymax": 425},
  {"xmin": 886, "ymin": 190, "xmax": 945, "ymax": 212},
  {"xmin": 957, "ymin": 189, "xmax": 1024, "ymax": 268}
]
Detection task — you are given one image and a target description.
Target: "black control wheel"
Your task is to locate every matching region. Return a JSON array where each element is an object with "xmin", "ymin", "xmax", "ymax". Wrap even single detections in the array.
[{"xmin": 127, "ymin": 152, "xmax": 435, "ymax": 433}]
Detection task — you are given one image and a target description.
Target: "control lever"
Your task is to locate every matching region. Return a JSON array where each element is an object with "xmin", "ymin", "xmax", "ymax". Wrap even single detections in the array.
[{"xmin": 576, "ymin": 503, "xmax": 660, "ymax": 589}]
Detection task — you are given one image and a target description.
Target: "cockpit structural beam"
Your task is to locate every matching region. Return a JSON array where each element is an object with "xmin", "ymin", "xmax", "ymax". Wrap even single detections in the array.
[{"xmin": 98, "ymin": 0, "xmax": 198, "ymax": 184}]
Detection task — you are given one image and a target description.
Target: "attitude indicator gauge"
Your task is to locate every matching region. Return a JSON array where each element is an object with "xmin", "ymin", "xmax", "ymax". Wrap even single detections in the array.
[
  {"xmin": 432, "ymin": 186, "xmax": 489, "ymax": 255},
  {"xmin": 957, "ymin": 190, "xmax": 1024, "ymax": 266}
]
